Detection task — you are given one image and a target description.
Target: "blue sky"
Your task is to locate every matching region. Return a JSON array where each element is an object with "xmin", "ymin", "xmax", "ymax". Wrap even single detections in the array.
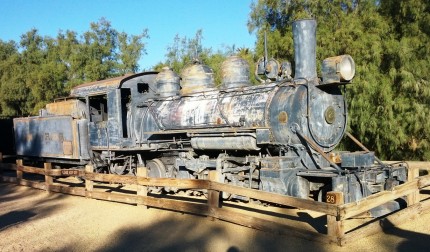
[{"xmin": 0, "ymin": 0, "xmax": 256, "ymax": 70}]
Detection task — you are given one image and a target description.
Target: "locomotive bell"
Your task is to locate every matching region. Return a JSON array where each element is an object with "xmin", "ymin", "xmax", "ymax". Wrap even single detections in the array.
[
  {"xmin": 181, "ymin": 62, "xmax": 216, "ymax": 95},
  {"xmin": 155, "ymin": 67, "xmax": 180, "ymax": 97},
  {"xmin": 221, "ymin": 56, "xmax": 251, "ymax": 89}
]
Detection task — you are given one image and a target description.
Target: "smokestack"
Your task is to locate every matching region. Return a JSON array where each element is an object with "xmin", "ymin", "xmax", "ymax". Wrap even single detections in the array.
[{"xmin": 293, "ymin": 19, "xmax": 317, "ymax": 81}]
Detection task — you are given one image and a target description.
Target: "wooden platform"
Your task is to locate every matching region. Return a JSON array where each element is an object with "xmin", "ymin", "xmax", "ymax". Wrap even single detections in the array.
[{"xmin": 1, "ymin": 153, "xmax": 429, "ymax": 246}]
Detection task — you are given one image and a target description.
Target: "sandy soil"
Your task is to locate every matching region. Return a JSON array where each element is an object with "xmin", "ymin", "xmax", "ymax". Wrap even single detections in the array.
[{"xmin": 1, "ymin": 182, "xmax": 429, "ymax": 252}]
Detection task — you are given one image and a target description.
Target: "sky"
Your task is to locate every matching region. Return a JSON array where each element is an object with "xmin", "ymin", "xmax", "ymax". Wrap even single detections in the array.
[{"xmin": 0, "ymin": 0, "xmax": 256, "ymax": 71}]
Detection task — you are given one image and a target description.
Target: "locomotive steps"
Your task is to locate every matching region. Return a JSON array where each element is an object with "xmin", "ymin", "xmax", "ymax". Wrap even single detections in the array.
[{"xmin": 1, "ymin": 153, "xmax": 430, "ymax": 246}]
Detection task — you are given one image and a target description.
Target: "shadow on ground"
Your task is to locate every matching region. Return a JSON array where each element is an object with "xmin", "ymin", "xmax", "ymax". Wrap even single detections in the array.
[
  {"xmin": 89, "ymin": 216, "xmax": 323, "ymax": 252},
  {"xmin": 0, "ymin": 183, "xmax": 65, "ymax": 231},
  {"xmin": 380, "ymin": 219, "xmax": 430, "ymax": 252}
]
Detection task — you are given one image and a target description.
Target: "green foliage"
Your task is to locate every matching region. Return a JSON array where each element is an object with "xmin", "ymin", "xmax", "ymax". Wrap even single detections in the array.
[
  {"xmin": 0, "ymin": 18, "xmax": 148, "ymax": 116},
  {"xmin": 155, "ymin": 30, "xmax": 257, "ymax": 86},
  {"xmin": 248, "ymin": 0, "xmax": 430, "ymax": 160}
]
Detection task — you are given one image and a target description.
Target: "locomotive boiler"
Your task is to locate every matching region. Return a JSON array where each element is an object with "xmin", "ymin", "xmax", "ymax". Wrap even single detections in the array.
[{"xmin": 13, "ymin": 19, "xmax": 407, "ymax": 210}]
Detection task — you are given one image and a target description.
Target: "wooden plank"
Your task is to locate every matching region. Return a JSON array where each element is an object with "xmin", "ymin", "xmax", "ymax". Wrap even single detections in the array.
[
  {"xmin": 0, "ymin": 152, "xmax": 2, "ymax": 176},
  {"xmin": 407, "ymin": 165, "xmax": 420, "ymax": 205},
  {"xmin": 140, "ymin": 196, "xmax": 209, "ymax": 216},
  {"xmin": 339, "ymin": 180, "xmax": 419, "ymax": 219},
  {"xmin": 210, "ymin": 181, "xmax": 339, "ymax": 216},
  {"xmin": 16, "ymin": 159, "xmax": 23, "ymax": 182},
  {"xmin": 385, "ymin": 161, "xmax": 430, "ymax": 170},
  {"xmin": 90, "ymin": 191, "xmax": 138, "ymax": 204},
  {"xmin": 85, "ymin": 172, "xmax": 137, "ymax": 185},
  {"xmin": 44, "ymin": 163, "xmax": 53, "ymax": 192},
  {"xmin": 136, "ymin": 177, "xmax": 209, "ymax": 189},
  {"xmin": 404, "ymin": 161, "xmax": 430, "ymax": 170},
  {"xmin": 49, "ymin": 184, "xmax": 86, "ymax": 196},
  {"xmin": 136, "ymin": 166, "xmax": 148, "ymax": 209},
  {"xmin": 85, "ymin": 165, "xmax": 94, "ymax": 198},
  {"xmin": 49, "ymin": 169, "xmax": 84, "ymax": 177},
  {"xmin": 17, "ymin": 165, "xmax": 46, "ymax": 175},
  {"xmin": 18, "ymin": 179, "xmax": 46, "ymax": 190},
  {"xmin": 208, "ymin": 170, "xmax": 221, "ymax": 216},
  {"xmin": 418, "ymin": 174, "xmax": 430, "ymax": 188},
  {"xmin": 340, "ymin": 199, "xmax": 430, "ymax": 246},
  {"xmin": 327, "ymin": 191, "xmax": 345, "ymax": 244}
]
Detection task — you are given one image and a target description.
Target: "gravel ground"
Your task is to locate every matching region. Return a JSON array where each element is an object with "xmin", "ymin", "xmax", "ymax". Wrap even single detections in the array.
[{"xmin": 1, "ymin": 182, "xmax": 430, "ymax": 252}]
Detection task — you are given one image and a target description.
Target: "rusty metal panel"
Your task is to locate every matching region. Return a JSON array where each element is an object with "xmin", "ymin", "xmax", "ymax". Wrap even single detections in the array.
[
  {"xmin": 63, "ymin": 141, "xmax": 73, "ymax": 155},
  {"xmin": 70, "ymin": 74, "xmax": 133, "ymax": 97},
  {"xmin": 14, "ymin": 116, "xmax": 74, "ymax": 158},
  {"xmin": 46, "ymin": 100, "xmax": 87, "ymax": 119}
]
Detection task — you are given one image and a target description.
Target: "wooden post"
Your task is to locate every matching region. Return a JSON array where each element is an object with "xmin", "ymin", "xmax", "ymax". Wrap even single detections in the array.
[
  {"xmin": 16, "ymin": 159, "xmax": 23, "ymax": 184},
  {"xmin": 44, "ymin": 162, "xmax": 53, "ymax": 192},
  {"xmin": 327, "ymin": 191, "xmax": 345, "ymax": 244},
  {"xmin": 0, "ymin": 152, "xmax": 3, "ymax": 177},
  {"xmin": 85, "ymin": 164, "xmax": 94, "ymax": 198},
  {"xmin": 136, "ymin": 165, "xmax": 148, "ymax": 209},
  {"xmin": 407, "ymin": 165, "xmax": 420, "ymax": 206},
  {"xmin": 208, "ymin": 170, "xmax": 222, "ymax": 218}
]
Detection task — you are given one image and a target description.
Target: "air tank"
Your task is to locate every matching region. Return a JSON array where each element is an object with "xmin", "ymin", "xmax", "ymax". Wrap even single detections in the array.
[
  {"xmin": 155, "ymin": 67, "xmax": 180, "ymax": 97},
  {"xmin": 221, "ymin": 56, "xmax": 251, "ymax": 89},
  {"xmin": 181, "ymin": 63, "xmax": 215, "ymax": 95}
]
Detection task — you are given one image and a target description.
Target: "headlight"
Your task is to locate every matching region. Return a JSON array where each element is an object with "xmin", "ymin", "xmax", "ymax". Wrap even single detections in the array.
[{"xmin": 321, "ymin": 55, "xmax": 355, "ymax": 84}]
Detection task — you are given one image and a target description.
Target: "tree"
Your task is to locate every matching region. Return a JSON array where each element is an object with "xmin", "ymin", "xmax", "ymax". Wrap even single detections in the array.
[
  {"xmin": 155, "ymin": 30, "xmax": 224, "ymax": 85},
  {"xmin": 248, "ymin": 0, "xmax": 430, "ymax": 160},
  {"xmin": 155, "ymin": 31, "xmax": 258, "ymax": 86},
  {"xmin": 0, "ymin": 18, "xmax": 149, "ymax": 116}
]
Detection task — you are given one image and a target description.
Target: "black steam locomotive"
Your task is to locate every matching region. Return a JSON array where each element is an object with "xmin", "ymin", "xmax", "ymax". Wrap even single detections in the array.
[{"xmin": 13, "ymin": 19, "xmax": 406, "ymax": 208}]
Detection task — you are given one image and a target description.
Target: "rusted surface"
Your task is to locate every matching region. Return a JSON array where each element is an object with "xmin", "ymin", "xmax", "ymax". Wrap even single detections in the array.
[
  {"xmin": 70, "ymin": 74, "xmax": 133, "ymax": 97},
  {"xmin": 180, "ymin": 63, "xmax": 216, "ymax": 95},
  {"xmin": 221, "ymin": 56, "xmax": 251, "ymax": 89},
  {"xmin": 45, "ymin": 100, "xmax": 87, "ymax": 119}
]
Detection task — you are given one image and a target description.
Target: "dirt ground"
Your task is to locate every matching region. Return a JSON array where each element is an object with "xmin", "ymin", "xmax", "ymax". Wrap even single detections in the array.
[{"xmin": 0, "ymin": 182, "xmax": 429, "ymax": 252}]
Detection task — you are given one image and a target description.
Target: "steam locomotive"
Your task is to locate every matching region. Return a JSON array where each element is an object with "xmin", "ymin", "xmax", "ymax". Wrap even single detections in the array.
[{"xmin": 13, "ymin": 19, "xmax": 407, "ymax": 208}]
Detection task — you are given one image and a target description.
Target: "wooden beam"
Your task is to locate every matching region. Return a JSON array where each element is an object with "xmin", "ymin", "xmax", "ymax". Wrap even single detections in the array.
[
  {"xmin": 44, "ymin": 163, "xmax": 53, "ymax": 192},
  {"xmin": 210, "ymin": 181, "xmax": 339, "ymax": 216},
  {"xmin": 208, "ymin": 170, "xmax": 221, "ymax": 217},
  {"xmin": 49, "ymin": 184, "xmax": 86, "ymax": 196},
  {"xmin": 385, "ymin": 161, "xmax": 430, "ymax": 170},
  {"xmin": 136, "ymin": 177, "xmax": 210, "ymax": 189},
  {"xmin": 326, "ymin": 191, "xmax": 345, "ymax": 245},
  {"xmin": 18, "ymin": 179, "xmax": 46, "ymax": 190},
  {"xmin": 340, "ymin": 199, "xmax": 430, "ymax": 246},
  {"xmin": 85, "ymin": 165, "xmax": 94, "ymax": 198},
  {"xmin": 85, "ymin": 172, "xmax": 137, "ymax": 185},
  {"xmin": 418, "ymin": 174, "xmax": 430, "ymax": 188},
  {"xmin": 90, "ymin": 190, "xmax": 138, "ymax": 204},
  {"xmin": 16, "ymin": 165, "xmax": 46, "ymax": 175},
  {"xmin": 339, "ymin": 180, "xmax": 419, "ymax": 219},
  {"xmin": 136, "ymin": 165, "xmax": 148, "ymax": 209},
  {"xmin": 407, "ymin": 165, "xmax": 420, "ymax": 206},
  {"xmin": 16, "ymin": 159, "xmax": 23, "ymax": 183}
]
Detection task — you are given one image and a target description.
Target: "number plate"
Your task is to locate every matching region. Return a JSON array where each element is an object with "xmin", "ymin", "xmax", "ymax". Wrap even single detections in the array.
[
  {"xmin": 61, "ymin": 169, "xmax": 80, "ymax": 176},
  {"xmin": 326, "ymin": 191, "xmax": 344, "ymax": 205}
]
